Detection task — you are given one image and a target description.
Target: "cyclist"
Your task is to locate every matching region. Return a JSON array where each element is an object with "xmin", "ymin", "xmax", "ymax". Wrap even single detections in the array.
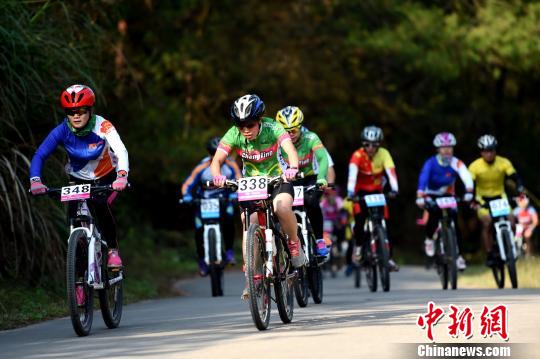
[
  {"xmin": 468, "ymin": 134, "xmax": 525, "ymax": 266},
  {"xmin": 346, "ymin": 125, "xmax": 400, "ymax": 271},
  {"xmin": 416, "ymin": 132, "xmax": 474, "ymax": 271},
  {"xmin": 301, "ymin": 126, "xmax": 336, "ymax": 186},
  {"xmin": 29, "ymin": 84, "xmax": 129, "ymax": 269},
  {"xmin": 210, "ymin": 94, "xmax": 305, "ymax": 298},
  {"xmin": 181, "ymin": 136, "xmax": 241, "ymax": 276},
  {"xmin": 276, "ymin": 106, "xmax": 330, "ymax": 257},
  {"xmin": 513, "ymin": 194, "xmax": 538, "ymax": 257}
]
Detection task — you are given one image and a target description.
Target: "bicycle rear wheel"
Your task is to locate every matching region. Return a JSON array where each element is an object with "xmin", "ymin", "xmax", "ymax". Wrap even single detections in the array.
[
  {"xmin": 354, "ymin": 264, "xmax": 361, "ymax": 288},
  {"xmin": 246, "ymin": 223, "xmax": 271, "ymax": 330},
  {"xmin": 99, "ymin": 246, "xmax": 123, "ymax": 329},
  {"xmin": 503, "ymin": 230, "xmax": 518, "ymax": 289},
  {"xmin": 66, "ymin": 229, "xmax": 93, "ymax": 336}
]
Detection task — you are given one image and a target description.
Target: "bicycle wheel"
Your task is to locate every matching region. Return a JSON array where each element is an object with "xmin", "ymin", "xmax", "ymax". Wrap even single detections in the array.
[
  {"xmin": 491, "ymin": 260, "xmax": 505, "ymax": 289},
  {"xmin": 99, "ymin": 246, "xmax": 123, "ymax": 329},
  {"xmin": 375, "ymin": 225, "xmax": 390, "ymax": 292},
  {"xmin": 294, "ymin": 227, "xmax": 309, "ymax": 307},
  {"xmin": 66, "ymin": 229, "xmax": 93, "ymax": 336},
  {"xmin": 208, "ymin": 228, "xmax": 224, "ymax": 297},
  {"xmin": 275, "ymin": 236, "xmax": 294, "ymax": 324},
  {"xmin": 246, "ymin": 223, "xmax": 271, "ymax": 330},
  {"xmin": 503, "ymin": 230, "xmax": 518, "ymax": 289},
  {"xmin": 354, "ymin": 264, "xmax": 361, "ymax": 288},
  {"xmin": 364, "ymin": 243, "xmax": 378, "ymax": 292},
  {"xmin": 444, "ymin": 226, "xmax": 458, "ymax": 290},
  {"xmin": 307, "ymin": 233, "xmax": 323, "ymax": 304}
]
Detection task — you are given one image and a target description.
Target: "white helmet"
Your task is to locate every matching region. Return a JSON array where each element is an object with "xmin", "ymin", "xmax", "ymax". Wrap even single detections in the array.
[
  {"xmin": 433, "ymin": 132, "xmax": 457, "ymax": 147},
  {"xmin": 477, "ymin": 134, "xmax": 497, "ymax": 150},
  {"xmin": 361, "ymin": 126, "xmax": 383, "ymax": 142}
]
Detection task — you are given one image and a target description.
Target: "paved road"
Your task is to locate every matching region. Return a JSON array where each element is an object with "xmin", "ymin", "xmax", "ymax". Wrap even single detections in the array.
[{"xmin": 1, "ymin": 266, "xmax": 539, "ymax": 358}]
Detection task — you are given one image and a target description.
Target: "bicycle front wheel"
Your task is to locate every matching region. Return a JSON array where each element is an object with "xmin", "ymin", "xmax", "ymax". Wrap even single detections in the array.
[
  {"xmin": 375, "ymin": 225, "xmax": 390, "ymax": 292},
  {"xmin": 444, "ymin": 226, "xmax": 458, "ymax": 290},
  {"xmin": 99, "ymin": 246, "xmax": 123, "ymax": 329},
  {"xmin": 208, "ymin": 228, "xmax": 224, "ymax": 297},
  {"xmin": 66, "ymin": 229, "xmax": 93, "ymax": 336},
  {"xmin": 274, "ymin": 236, "xmax": 294, "ymax": 324},
  {"xmin": 246, "ymin": 223, "xmax": 271, "ymax": 330},
  {"xmin": 503, "ymin": 230, "xmax": 518, "ymax": 289}
]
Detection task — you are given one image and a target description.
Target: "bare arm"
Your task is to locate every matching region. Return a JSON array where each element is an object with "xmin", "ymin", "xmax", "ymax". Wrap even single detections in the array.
[
  {"xmin": 281, "ymin": 139, "xmax": 299, "ymax": 168},
  {"xmin": 211, "ymin": 149, "xmax": 227, "ymax": 177}
]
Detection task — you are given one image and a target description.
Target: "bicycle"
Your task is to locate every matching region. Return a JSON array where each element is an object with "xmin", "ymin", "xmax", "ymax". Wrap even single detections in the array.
[
  {"xmin": 424, "ymin": 196, "xmax": 461, "ymax": 290},
  {"xmin": 179, "ymin": 196, "xmax": 228, "ymax": 297},
  {"xmin": 216, "ymin": 175, "xmax": 298, "ymax": 330},
  {"xmin": 351, "ymin": 193, "xmax": 392, "ymax": 292},
  {"xmin": 36, "ymin": 183, "xmax": 124, "ymax": 336},
  {"xmin": 480, "ymin": 197, "xmax": 518, "ymax": 289},
  {"xmin": 291, "ymin": 184, "xmax": 326, "ymax": 307}
]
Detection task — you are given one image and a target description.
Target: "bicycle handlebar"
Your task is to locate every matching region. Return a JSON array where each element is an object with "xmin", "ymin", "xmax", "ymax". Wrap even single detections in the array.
[{"xmin": 33, "ymin": 184, "xmax": 130, "ymax": 197}]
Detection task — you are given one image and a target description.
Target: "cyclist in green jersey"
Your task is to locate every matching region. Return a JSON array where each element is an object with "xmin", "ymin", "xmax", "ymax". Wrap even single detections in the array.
[
  {"xmin": 276, "ymin": 106, "xmax": 330, "ymax": 257},
  {"xmin": 210, "ymin": 94, "xmax": 306, "ymax": 274}
]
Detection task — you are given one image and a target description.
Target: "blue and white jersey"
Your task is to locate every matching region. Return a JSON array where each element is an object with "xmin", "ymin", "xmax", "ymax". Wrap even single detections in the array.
[
  {"xmin": 417, "ymin": 155, "xmax": 473, "ymax": 195},
  {"xmin": 30, "ymin": 115, "xmax": 129, "ymax": 181},
  {"xmin": 181, "ymin": 156, "xmax": 241, "ymax": 199}
]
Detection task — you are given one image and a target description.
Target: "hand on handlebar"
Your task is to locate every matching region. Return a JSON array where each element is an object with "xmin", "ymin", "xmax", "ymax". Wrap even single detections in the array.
[
  {"xmin": 415, "ymin": 196, "xmax": 425, "ymax": 208},
  {"xmin": 284, "ymin": 167, "xmax": 298, "ymax": 181},
  {"xmin": 387, "ymin": 190, "xmax": 398, "ymax": 199},
  {"xmin": 213, "ymin": 175, "xmax": 226, "ymax": 187},
  {"xmin": 30, "ymin": 179, "xmax": 48, "ymax": 195},
  {"xmin": 463, "ymin": 192, "xmax": 474, "ymax": 203}
]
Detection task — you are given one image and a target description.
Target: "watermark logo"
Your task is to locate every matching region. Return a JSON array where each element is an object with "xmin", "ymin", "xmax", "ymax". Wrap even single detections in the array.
[{"xmin": 416, "ymin": 302, "xmax": 509, "ymax": 342}]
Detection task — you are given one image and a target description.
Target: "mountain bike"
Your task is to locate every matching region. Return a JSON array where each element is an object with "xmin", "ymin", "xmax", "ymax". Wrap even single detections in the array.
[
  {"xmin": 180, "ymin": 197, "xmax": 227, "ymax": 297},
  {"xmin": 218, "ymin": 176, "xmax": 298, "ymax": 330},
  {"xmin": 352, "ymin": 193, "xmax": 391, "ymax": 292},
  {"xmin": 292, "ymin": 184, "xmax": 325, "ymax": 307},
  {"xmin": 424, "ymin": 196, "xmax": 461, "ymax": 290},
  {"xmin": 36, "ymin": 184, "xmax": 124, "ymax": 336},
  {"xmin": 481, "ymin": 197, "xmax": 518, "ymax": 289}
]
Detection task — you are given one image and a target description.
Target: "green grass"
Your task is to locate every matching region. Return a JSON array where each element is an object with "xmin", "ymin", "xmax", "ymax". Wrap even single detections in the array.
[
  {"xmin": 0, "ymin": 227, "xmax": 199, "ymax": 331},
  {"xmin": 460, "ymin": 257, "xmax": 540, "ymax": 289}
]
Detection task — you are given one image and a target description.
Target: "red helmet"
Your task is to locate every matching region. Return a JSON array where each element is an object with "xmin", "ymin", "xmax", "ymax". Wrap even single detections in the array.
[{"xmin": 60, "ymin": 84, "xmax": 95, "ymax": 109}]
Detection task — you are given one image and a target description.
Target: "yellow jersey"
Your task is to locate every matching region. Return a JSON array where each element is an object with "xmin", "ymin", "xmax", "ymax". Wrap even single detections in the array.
[{"xmin": 468, "ymin": 156, "xmax": 516, "ymax": 198}]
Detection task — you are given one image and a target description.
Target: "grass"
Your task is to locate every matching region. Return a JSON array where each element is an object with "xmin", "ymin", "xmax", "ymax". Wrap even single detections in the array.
[
  {"xmin": 0, "ymin": 226, "xmax": 199, "ymax": 331},
  {"xmin": 460, "ymin": 257, "xmax": 540, "ymax": 289}
]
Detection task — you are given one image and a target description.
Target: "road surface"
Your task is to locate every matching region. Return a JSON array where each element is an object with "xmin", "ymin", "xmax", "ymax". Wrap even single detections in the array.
[{"xmin": 1, "ymin": 266, "xmax": 539, "ymax": 358}]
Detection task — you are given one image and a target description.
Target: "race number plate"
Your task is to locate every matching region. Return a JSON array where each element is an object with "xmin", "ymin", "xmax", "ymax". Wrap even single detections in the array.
[
  {"xmin": 200, "ymin": 199, "xmax": 220, "ymax": 219},
  {"xmin": 489, "ymin": 198, "xmax": 510, "ymax": 217},
  {"xmin": 364, "ymin": 194, "xmax": 386, "ymax": 207},
  {"xmin": 436, "ymin": 197, "xmax": 457, "ymax": 209},
  {"xmin": 60, "ymin": 184, "xmax": 91, "ymax": 202},
  {"xmin": 293, "ymin": 186, "xmax": 304, "ymax": 206},
  {"xmin": 237, "ymin": 176, "xmax": 268, "ymax": 202}
]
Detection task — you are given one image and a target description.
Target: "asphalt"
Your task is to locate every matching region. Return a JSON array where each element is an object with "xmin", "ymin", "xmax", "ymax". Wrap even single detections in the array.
[{"xmin": 1, "ymin": 266, "xmax": 539, "ymax": 359}]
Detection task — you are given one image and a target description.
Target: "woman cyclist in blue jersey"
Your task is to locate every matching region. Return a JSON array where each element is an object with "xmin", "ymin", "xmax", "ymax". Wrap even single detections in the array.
[{"xmin": 29, "ymin": 84, "xmax": 129, "ymax": 268}]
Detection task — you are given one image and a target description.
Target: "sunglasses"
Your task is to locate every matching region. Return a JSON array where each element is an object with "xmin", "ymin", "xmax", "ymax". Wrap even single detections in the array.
[
  {"xmin": 236, "ymin": 121, "xmax": 258, "ymax": 130},
  {"xmin": 66, "ymin": 107, "xmax": 89, "ymax": 116},
  {"xmin": 363, "ymin": 142, "xmax": 380, "ymax": 148},
  {"xmin": 287, "ymin": 128, "xmax": 301, "ymax": 135}
]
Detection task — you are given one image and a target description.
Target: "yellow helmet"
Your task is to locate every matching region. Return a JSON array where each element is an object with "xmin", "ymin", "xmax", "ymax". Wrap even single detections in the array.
[{"xmin": 276, "ymin": 106, "xmax": 304, "ymax": 130}]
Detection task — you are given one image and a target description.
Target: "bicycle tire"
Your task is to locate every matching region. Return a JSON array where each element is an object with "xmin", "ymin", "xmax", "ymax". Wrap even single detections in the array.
[
  {"xmin": 308, "ymin": 233, "xmax": 323, "ymax": 303},
  {"xmin": 375, "ymin": 225, "xmax": 390, "ymax": 292},
  {"xmin": 445, "ymin": 225, "xmax": 458, "ymax": 290},
  {"xmin": 66, "ymin": 229, "xmax": 93, "ymax": 336},
  {"xmin": 99, "ymin": 246, "xmax": 123, "ymax": 329},
  {"xmin": 246, "ymin": 223, "xmax": 271, "ymax": 330},
  {"xmin": 491, "ymin": 261, "xmax": 505, "ymax": 289},
  {"xmin": 275, "ymin": 234, "xmax": 294, "ymax": 323},
  {"xmin": 208, "ymin": 228, "xmax": 224, "ymax": 297},
  {"xmin": 354, "ymin": 264, "xmax": 361, "ymax": 288},
  {"xmin": 503, "ymin": 230, "xmax": 518, "ymax": 289},
  {"xmin": 293, "ymin": 226, "xmax": 309, "ymax": 307}
]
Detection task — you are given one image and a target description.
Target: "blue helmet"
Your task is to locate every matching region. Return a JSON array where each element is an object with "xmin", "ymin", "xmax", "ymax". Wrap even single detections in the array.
[
  {"xmin": 230, "ymin": 94, "xmax": 265, "ymax": 125},
  {"xmin": 206, "ymin": 136, "xmax": 221, "ymax": 155}
]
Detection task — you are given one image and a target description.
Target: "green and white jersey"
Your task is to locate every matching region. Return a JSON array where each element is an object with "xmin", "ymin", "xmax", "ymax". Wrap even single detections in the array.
[
  {"xmin": 278, "ymin": 130, "xmax": 328, "ymax": 181},
  {"xmin": 218, "ymin": 117, "xmax": 291, "ymax": 177}
]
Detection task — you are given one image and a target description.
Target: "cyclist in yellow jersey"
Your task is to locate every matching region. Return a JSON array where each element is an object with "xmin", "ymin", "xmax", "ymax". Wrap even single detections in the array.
[{"xmin": 468, "ymin": 134, "xmax": 525, "ymax": 266}]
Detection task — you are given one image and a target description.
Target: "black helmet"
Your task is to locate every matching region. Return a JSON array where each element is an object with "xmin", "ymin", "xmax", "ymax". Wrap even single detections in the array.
[{"xmin": 206, "ymin": 136, "xmax": 221, "ymax": 155}]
